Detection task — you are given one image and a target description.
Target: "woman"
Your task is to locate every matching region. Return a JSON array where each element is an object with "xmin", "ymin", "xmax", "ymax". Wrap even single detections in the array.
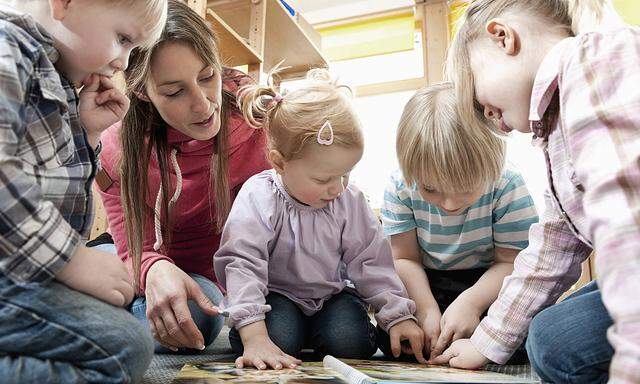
[{"xmin": 97, "ymin": 0, "xmax": 269, "ymax": 353}]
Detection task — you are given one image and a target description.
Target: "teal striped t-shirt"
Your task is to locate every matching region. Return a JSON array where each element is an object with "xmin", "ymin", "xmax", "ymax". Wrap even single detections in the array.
[{"xmin": 381, "ymin": 169, "xmax": 539, "ymax": 270}]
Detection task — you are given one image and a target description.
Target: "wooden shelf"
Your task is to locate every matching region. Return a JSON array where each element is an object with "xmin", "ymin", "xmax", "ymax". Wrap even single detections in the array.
[
  {"xmin": 264, "ymin": 0, "xmax": 326, "ymax": 76},
  {"xmin": 206, "ymin": 8, "xmax": 262, "ymax": 67},
  {"xmin": 207, "ymin": 0, "xmax": 327, "ymax": 79}
]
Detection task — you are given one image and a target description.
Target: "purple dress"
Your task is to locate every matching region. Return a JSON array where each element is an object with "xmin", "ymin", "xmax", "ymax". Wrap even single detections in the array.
[{"xmin": 214, "ymin": 170, "xmax": 416, "ymax": 331}]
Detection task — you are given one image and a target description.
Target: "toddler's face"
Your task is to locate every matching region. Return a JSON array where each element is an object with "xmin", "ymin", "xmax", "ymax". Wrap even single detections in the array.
[
  {"xmin": 278, "ymin": 144, "xmax": 363, "ymax": 209},
  {"xmin": 51, "ymin": 1, "xmax": 155, "ymax": 86}
]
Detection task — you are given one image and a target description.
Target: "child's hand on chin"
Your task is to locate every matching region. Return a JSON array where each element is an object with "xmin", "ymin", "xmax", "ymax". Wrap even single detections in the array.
[
  {"xmin": 236, "ymin": 337, "xmax": 301, "ymax": 370},
  {"xmin": 79, "ymin": 73, "xmax": 130, "ymax": 145},
  {"xmin": 428, "ymin": 339, "xmax": 489, "ymax": 369}
]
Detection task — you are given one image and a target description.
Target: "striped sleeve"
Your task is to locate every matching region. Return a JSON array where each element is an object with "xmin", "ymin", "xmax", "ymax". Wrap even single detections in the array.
[
  {"xmin": 380, "ymin": 172, "xmax": 417, "ymax": 236},
  {"xmin": 492, "ymin": 170, "xmax": 539, "ymax": 250}
]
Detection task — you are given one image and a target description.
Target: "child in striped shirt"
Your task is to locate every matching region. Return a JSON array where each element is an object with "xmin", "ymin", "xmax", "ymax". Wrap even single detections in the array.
[{"xmin": 380, "ymin": 83, "xmax": 538, "ymax": 360}]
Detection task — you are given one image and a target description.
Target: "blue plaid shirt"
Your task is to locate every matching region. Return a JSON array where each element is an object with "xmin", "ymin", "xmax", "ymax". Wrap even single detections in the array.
[{"xmin": 0, "ymin": 6, "xmax": 95, "ymax": 286}]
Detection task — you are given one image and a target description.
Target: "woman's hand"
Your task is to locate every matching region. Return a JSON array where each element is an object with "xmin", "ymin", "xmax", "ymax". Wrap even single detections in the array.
[{"xmin": 145, "ymin": 260, "xmax": 222, "ymax": 351}]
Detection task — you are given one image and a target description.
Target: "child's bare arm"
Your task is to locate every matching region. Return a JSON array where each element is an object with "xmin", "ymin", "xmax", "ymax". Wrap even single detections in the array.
[
  {"xmin": 390, "ymin": 230, "xmax": 439, "ymax": 317},
  {"xmin": 430, "ymin": 247, "xmax": 519, "ymax": 357},
  {"xmin": 390, "ymin": 230, "xmax": 442, "ymax": 351},
  {"xmin": 459, "ymin": 247, "xmax": 518, "ymax": 313}
]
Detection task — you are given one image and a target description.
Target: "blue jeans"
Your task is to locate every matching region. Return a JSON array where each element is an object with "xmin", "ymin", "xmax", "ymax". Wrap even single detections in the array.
[
  {"xmin": 92, "ymin": 243, "xmax": 225, "ymax": 354},
  {"xmin": 229, "ymin": 291, "xmax": 378, "ymax": 359},
  {"xmin": 0, "ymin": 274, "xmax": 153, "ymax": 383},
  {"xmin": 526, "ymin": 281, "xmax": 613, "ymax": 383},
  {"xmin": 130, "ymin": 273, "xmax": 225, "ymax": 354}
]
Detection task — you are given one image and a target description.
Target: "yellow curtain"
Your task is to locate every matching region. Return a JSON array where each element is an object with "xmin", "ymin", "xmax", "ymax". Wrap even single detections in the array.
[
  {"xmin": 613, "ymin": 0, "xmax": 640, "ymax": 25},
  {"xmin": 318, "ymin": 12, "xmax": 415, "ymax": 62}
]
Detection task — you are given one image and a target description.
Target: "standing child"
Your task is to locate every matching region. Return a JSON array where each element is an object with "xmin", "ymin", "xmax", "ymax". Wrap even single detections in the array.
[
  {"xmin": 381, "ymin": 83, "xmax": 538, "ymax": 360},
  {"xmin": 433, "ymin": 1, "xmax": 639, "ymax": 383},
  {"xmin": 0, "ymin": 0, "xmax": 166, "ymax": 382},
  {"xmin": 214, "ymin": 69, "xmax": 427, "ymax": 370}
]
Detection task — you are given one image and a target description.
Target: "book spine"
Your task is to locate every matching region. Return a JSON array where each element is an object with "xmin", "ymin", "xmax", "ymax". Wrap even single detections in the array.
[{"xmin": 323, "ymin": 356, "xmax": 373, "ymax": 384}]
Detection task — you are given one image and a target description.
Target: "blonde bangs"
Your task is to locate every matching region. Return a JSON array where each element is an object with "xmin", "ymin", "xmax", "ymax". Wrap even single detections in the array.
[{"xmin": 397, "ymin": 83, "xmax": 505, "ymax": 194}]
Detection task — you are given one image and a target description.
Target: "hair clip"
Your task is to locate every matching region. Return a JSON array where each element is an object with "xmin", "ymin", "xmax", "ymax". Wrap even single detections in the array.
[
  {"xmin": 273, "ymin": 93, "xmax": 283, "ymax": 103},
  {"xmin": 317, "ymin": 120, "xmax": 334, "ymax": 146}
]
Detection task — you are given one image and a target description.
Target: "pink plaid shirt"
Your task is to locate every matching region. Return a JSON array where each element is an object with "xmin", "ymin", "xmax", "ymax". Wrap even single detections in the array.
[{"xmin": 470, "ymin": 27, "xmax": 640, "ymax": 384}]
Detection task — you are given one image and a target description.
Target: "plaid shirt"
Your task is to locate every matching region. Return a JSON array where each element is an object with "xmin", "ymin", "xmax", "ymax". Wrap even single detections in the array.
[
  {"xmin": 0, "ymin": 7, "xmax": 95, "ymax": 286},
  {"xmin": 471, "ymin": 27, "xmax": 640, "ymax": 383}
]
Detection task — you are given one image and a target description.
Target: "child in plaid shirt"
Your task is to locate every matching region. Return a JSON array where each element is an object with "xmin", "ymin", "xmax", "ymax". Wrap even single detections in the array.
[{"xmin": 0, "ymin": 1, "xmax": 166, "ymax": 382}]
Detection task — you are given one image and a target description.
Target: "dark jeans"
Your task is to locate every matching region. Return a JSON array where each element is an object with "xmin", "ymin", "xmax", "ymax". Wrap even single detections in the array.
[
  {"xmin": 526, "ymin": 281, "xmax": 613, "ymax": 383},
  {"xmin": 229, "ymin": 291, "xmax": 378, "ymax": 359},
  {"xmin": 378, "ymin": 268, "xmax": 528, "ymax": 364}
]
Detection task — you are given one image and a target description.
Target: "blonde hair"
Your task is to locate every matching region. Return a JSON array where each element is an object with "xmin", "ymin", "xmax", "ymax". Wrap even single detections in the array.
[
  {"xmin": 447, "ymin": 0, "xmax": 611, "ymax": 136},
  {"xmin": 16, "ymin": 0, "xmax": 167, "ymax": 50},
  {"xmin": 397, "ymin": 82, "xmax": 505, "ymax": 193},
  {"xmin": 238, "ymin": 68, "xmax": 363, "ymax": 160},
  {"xmin": 118, "ymin": 0, "xmax": 168, "ymax": 50},
  {"xmin": 120, "ymin": 0, "xmax": 232, "ymax": 291}
]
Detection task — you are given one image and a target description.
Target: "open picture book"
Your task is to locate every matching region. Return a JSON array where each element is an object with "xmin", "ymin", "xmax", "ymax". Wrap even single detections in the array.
[{"xmin": 172, "ymin": 356, "xmax": 538, "ymax": 383}]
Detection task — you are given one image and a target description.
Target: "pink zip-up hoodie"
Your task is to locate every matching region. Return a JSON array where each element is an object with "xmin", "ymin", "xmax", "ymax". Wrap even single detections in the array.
[{"xmin": 97, "ymin": 69, "xmax": 270, "ymax": 292}]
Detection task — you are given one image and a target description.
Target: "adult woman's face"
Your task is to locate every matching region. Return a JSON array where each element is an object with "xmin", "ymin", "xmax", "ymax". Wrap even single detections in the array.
[{"xmin": 145, "ymin": 42, "xmax": 222, "ymax": 140}]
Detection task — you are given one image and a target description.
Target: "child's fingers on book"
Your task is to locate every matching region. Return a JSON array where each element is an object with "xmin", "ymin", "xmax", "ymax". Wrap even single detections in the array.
[
  {"xmin": 431, "ymin": 327, "xmax": 453, "ymax": 356},
  {"xmin": 408, "ymin": 334, "xmax": 428, "ymax": 364},
  {"xmin": 390, "ymin": 333, "xmax": 402, "ymax": 357},
  {"xmin": 264, "ymin": 357, "xmax": 283, "ymax": 370},
  {"xmin": 252, "ymin": 357, "xmax": 267, "ymax": 370},
  {"xmin": 235, "ymin": 356, "xmax": 245, "ymax": 368}
]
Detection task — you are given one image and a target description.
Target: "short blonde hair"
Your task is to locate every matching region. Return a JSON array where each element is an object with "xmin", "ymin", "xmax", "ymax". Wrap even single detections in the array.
[
  {"xmin": 239, "ymin": 68, "xmax": 363, "ymax": 160},
  {"xmin": 446, "ymin": 0, "xmax": 610, "ymax": 137},
  {"xmin": 396, "ymin": 82, "xmax": 505, "ymax": 193},
  {"xmin": 117, "ymin": 0, "xmax": 167, "ymax": 50}
]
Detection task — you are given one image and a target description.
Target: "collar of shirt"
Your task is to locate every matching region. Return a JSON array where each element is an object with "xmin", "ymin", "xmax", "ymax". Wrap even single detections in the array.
[
  {"xmin": 529, "ymin": 36, "xmax": 575, "ymax": 142},
  {"xmin": 0, "ymin": 4, "xmax": 59, "ymax": 63}
]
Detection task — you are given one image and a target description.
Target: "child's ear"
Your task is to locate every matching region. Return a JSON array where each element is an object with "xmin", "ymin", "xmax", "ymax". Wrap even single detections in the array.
[
  {"xmin": 485, "ymin": 19, "xmax": 519, "ymax": 56},
  {"xmin": 50, "ymin": 0, "xmax": 73, "ymax": 21},
  {"xmin": 268, "ymin": 150, "xmax": 286, "ymax": 174}
]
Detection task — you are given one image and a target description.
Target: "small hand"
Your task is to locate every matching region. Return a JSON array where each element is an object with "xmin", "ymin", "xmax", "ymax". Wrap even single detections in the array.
[
  {"xmin": 56, "ymin": 247, "xmax": 134, "ymax": 307},
  {"xmin": 428, "ymin": 339, "xmax": 490, "ymax": 369},
  {"xmin": 431, "ymin": 295, "xmax": 482, "ymax": 357},
  {"xmin": 236, "ymin": 336, "xmax": 301, "ymax": 370},
  {"xmin": 417, "ymin": 306, "xmax": 442, "ymax": 355},
  {"xmin": 389, "ymin": 319, "xmax": 428, "ymax": 364},
  {"xmin": 79, "ymin": 74, "xmax": 129, "ymax": 144}
]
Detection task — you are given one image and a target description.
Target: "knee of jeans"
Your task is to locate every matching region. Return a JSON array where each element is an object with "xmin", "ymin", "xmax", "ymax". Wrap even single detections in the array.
[
  {"xmin": 268, "ymin": 325, "xmax": 304, "ymax": 357},
  {"xmin": 112, "ymin": 314, "xmax": 154, "ymax": 383},
  {"xmin": 527, "ymin": 308, "xmax": 564, "ymax": 381},
  {"xmin": 314, "ymin": 323, "xmax": 377, "ymax": 359}
]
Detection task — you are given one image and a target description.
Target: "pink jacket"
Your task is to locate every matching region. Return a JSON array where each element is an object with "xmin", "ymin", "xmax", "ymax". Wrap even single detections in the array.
[{"xmin": 98, "ymin": 70, "xmax": 270, "ymax": 291}]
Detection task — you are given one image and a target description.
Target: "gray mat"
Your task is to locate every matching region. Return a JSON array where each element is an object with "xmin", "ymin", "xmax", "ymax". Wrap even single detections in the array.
[{"xmin": 142, "ymin": 327, "xmax": 540, "ymax": 384}]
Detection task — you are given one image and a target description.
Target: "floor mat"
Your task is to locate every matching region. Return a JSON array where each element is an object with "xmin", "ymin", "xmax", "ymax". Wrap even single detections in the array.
[{"xmin": 142, "ymin": 327, "xmax": 541, "ymax": 384}]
